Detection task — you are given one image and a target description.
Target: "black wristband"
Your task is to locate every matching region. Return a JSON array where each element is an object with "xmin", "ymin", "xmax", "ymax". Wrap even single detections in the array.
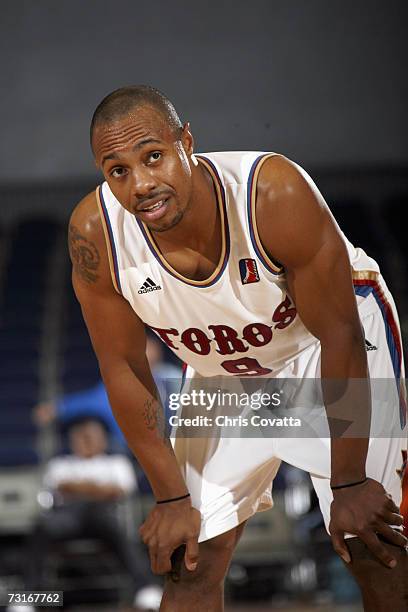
[
  {"xmin": 156, "ymin": 493, "xmax": 191, "ymax": 505},
  {"xmin": 331, "ymin": 478, "xmax": 368, "ymax": 491}
]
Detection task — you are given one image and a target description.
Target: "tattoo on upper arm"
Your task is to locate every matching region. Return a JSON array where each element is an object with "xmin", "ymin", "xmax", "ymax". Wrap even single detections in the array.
[
  {"xmin": 68, "ymin": 224, "xmax": 100, "ymax": 284},
  {"xmin": 143, "ymin": 397, "xmax": 171, "ymax": 447}
]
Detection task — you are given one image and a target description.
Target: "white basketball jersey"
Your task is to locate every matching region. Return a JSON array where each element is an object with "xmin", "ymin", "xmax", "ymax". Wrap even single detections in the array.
[{"xmin": 96, "ymin": 151, "xmax": 381, "ymax": 377}]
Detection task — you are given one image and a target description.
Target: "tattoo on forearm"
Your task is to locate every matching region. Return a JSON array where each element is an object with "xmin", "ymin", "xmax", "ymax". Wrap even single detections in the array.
[
  {"xmin": 68, "ymin": 224, "xmax": 100, "ymax": 284},
  {"xmin": 143, "ymin": 397, "xmax": 171, "ymax": 447}
]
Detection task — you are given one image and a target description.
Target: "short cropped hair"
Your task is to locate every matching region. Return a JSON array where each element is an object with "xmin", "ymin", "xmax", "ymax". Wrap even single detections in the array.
[
  {"xmin": 90, "ymin": 85, "xmax": 183, "ymax": 147},
  {"xmin": 67, "ymin": 416, "xmax": 109, "ymax": 435}
]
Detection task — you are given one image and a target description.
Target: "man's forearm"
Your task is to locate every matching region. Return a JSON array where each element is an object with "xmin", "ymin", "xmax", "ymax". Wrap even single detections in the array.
[
  {"xmin": 320, "ymin": 329, "xmax": 370, "ymax": 485},
  {"xmin": 101, "ymin": 361, "xmax": 189, "ymax": 500}
]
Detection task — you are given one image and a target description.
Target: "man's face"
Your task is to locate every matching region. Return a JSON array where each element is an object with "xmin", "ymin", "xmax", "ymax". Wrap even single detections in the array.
[
  {"xmin": 69, "ymin": 421, "xmax": 108, "ymax": 458},
  {"xmin": 93, "ymin": 105, "xmax": 194, "ymax": 232}
]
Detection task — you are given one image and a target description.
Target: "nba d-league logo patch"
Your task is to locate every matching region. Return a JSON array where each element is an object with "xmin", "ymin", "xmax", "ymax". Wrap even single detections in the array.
[{"xmin": 239, "ymin": 258, "xmax": 260, "ymax": 284}]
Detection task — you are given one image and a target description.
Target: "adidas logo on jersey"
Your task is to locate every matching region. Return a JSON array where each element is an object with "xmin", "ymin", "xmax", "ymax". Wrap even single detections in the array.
[
  {"xmin": 138, "ymin": 277, "xmax": 162, "ymax": 294},
  {"xmin": 365, "ymin": 339, "xmax": 377, "ymax": 351}
]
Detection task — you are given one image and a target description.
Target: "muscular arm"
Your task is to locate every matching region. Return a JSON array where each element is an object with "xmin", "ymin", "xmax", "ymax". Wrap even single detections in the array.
[
  {"xmin": 68, "ymin": 192, "xmax": 200, "ymax": 575},
  {"xmin": 68, "ymin": 192, "xmax": 187, "ymax": 500},
  {"xmin": 256, "ymin": 155, "xmax": 368, "ymax": 482},
  {"xmin": 256, "ymin": 156, "xmax": 406, "ymax": 566}
]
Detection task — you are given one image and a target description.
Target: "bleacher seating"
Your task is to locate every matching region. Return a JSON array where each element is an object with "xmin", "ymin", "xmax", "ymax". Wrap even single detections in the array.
[
  {"xmin": 0, "ymin": 217, "xmax": 61, "ymax": 467},
  {"xmin": 59, "ymin": 257, "xmax": 101, "ymax": 393}
]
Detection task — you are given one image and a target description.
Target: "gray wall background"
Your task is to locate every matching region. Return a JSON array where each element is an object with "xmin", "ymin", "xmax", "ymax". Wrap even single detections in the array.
[{"xmin": 1, "ymin": 0, "xmax": 407, "ymax": 183}]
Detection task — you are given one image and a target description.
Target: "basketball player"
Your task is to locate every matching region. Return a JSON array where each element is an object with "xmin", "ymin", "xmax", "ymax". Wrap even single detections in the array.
[{"xmin": 69, "ymin": 86, "xmax": 408, "ymax": 610}]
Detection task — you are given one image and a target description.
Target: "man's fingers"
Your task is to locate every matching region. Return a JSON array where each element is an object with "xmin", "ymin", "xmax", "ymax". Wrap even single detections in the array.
[
  {"xmin": 331, "ymin": 531, "xmax": 351, "ymax": 564},
  {"xmin": 143, "ymin": 534, "xmax": 172, "ymax": 574},
  {"xmin": 139, "ymin": 525, "xmax": 153, "ymax": 545},
  {"xmin": 184, "ymin": 537, "xmax": 199, "ymax": 571},
  {"xmin": 139, "ymin": 513, "xmax": 160, "ymax": 543},
  {"xmin": 359, "ymin": 530, "xmax": 397, "ymax": 568},
  {"xmin": 168, "ymin": 545, "xmax": 185, "ymax": 583},
  {"xmin": 146, "ymin": 537, "xmax": 158, "ymax": 573},
  {"xmin": 139, "ymin": 522, "xmax": 156, "ymax": 543},
  {"xmin": 146, "ymin": 540, "xmax": 183, "ymax": 575},
  {"xmin": 376, "ymin": 524, "xmax": 408, "ymax": 550},
  {"xmin": 385, "ymin": 494, "xmax": 400, "ymax": 514},
  {"xmin": 139, "ymin": 505, "xmax": 201, "ymax": 575},
  {"xmin": 154, "ymin": 546, "xmax": 173, "ymax": 575},
  {"xmin": 380, "ymin": 511, "xmax": 404, "ymax": 527}
]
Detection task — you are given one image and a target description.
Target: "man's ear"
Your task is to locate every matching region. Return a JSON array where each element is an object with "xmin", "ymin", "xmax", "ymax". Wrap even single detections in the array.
[{"xmin": 181, "ymin": 122, "xmax": 194, "ymax": 155}]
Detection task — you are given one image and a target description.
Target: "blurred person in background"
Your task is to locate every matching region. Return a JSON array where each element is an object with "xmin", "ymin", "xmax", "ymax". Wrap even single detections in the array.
[
  {"xmin": 33, "ymin": 334, "xmax": 181, "ymax": 441},
  {"xmin": 34, "ymin": 379, "xmax": 126, "ymax": 447},
  {"xmin": 7, "ymin": 418, "xmax": 162, "ymax": 612}
]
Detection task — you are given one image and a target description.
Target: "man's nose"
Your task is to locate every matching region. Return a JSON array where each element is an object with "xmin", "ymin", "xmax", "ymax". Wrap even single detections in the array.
[{"xmin": 131, "ymin": 167, "xmax": 157, "ymax": 198}]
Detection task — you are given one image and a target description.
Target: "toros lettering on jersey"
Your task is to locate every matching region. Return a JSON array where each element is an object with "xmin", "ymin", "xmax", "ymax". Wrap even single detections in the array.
[{"xmin": 150, "ymin": 296, "xmax": 296, "ymax": 357}]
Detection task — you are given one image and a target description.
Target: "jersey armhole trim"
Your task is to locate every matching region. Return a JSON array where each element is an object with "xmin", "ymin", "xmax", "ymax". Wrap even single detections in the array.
[
  {"xmin": 247, "ymin": 153, "xmax": 284, "ymax": 275},
  {"xmin": 96, "ymin": 185, "xmax": 122, "ymax": 294},
  {"xmin": 352, "ymin": 269, "xmax": 406, "ymax": 428}
]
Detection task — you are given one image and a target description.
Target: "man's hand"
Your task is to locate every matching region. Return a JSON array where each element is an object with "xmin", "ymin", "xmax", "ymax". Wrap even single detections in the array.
[
  {"xmin": 33, "ymin": 401, "xmax": 56, "ymax": 426},
  {"xmin": 139, "ymin": 498, "xmax": 201, "ymax": 575},
  {"xmin": 329, "ymin": 478, "xmax": 407, "ymax": 567}
]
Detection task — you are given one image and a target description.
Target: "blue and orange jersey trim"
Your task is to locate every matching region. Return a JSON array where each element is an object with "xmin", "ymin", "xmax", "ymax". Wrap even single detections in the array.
[
  {"xmin": 247, "ymin": 153, "xmax": 284, "ymax": 276},
  {"xmin": 96, "ymin": 185, "xmax": 122, "ymax": 294},
  {"xmin": 135, "ymin": 154, "xmax": 230, "ymax": 288},
  {"xmin": 353, "ymin": 270, "xmax": 407, "ymax": 428}
]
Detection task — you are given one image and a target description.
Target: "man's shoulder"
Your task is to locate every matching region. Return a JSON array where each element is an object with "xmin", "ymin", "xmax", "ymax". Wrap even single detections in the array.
[
  {"xmin": 68, "ymin": 187, "xmax": 114, "ymax": 291},
  {"xmin": 69, "ymin": 189, "xmax": 103, "ymax": 244},
  {"xmin": 256, "ymin": 154, "xmax": 307, "ymax": 201}
]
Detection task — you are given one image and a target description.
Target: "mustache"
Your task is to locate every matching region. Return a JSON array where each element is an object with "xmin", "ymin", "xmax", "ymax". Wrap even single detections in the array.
[{"xmin": 138, "ymin": 189, "xmax": 175, "ymax": 206}]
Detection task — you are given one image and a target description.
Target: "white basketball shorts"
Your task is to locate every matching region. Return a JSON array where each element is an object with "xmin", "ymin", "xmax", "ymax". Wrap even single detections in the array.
[{"xmin": 172, "ymin": 284, "xmax": 407, "ymax": 543}]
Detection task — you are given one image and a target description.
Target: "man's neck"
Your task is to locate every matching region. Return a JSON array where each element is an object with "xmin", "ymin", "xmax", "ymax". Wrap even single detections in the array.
[{"xmin": 151, "ymin": 158, "xmax": 218, "ymax": 251}]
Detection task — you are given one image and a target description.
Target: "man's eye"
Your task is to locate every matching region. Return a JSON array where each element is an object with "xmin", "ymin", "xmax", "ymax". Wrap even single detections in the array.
[
  {"xmin": 110, "ymin": 167, "xmax": 126, "ymax": 178},
  {"xmin": 149, "ymin": 151, "xmax": 162, "ymax": 162}
]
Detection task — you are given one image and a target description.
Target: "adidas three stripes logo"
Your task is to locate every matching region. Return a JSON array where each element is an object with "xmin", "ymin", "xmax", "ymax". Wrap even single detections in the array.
[{"xmin": 138, "ymin": 277, "xmax": 162, "ymax": 294}]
